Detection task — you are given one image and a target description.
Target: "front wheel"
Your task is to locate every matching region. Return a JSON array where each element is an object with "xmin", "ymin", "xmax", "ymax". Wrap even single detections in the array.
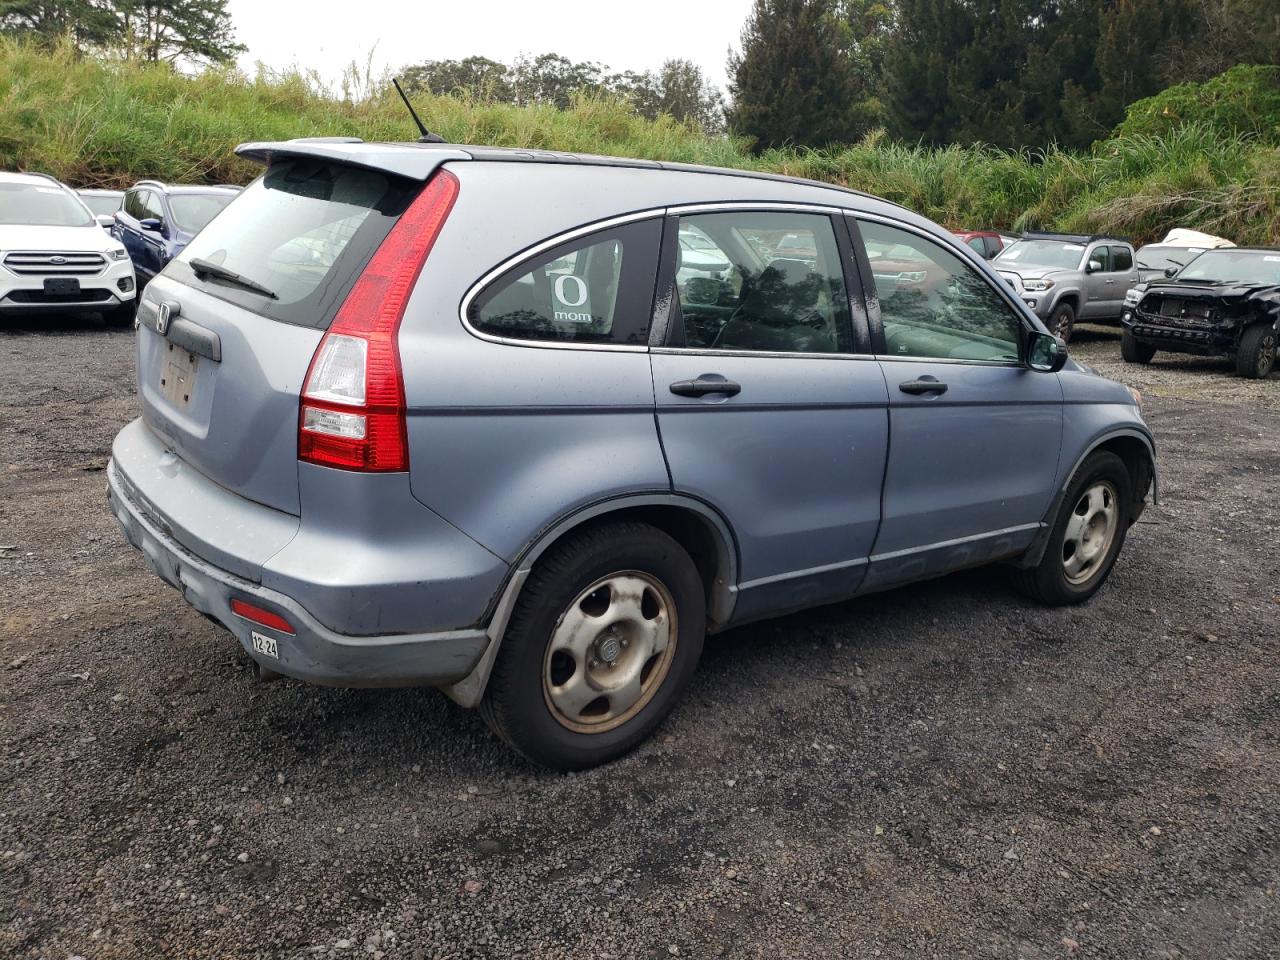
[
  {"xmin": 479, "ymin": 522, "xmax": 706, "ymax": 770},
  {"xmin": 1236, "ymin": 323, "xmax": 1277, "ymax": 379},
  {"xmin": 1013, "ymin": 451, "xmax": 1132, "ymax": 606},
  {"xmin": 1121, "ymin": 329, "xmax": 1156, "ymax": 364},
  {"xmin": 1049, "ymin": 302, "xmax": 1076, "ymax": 343}
]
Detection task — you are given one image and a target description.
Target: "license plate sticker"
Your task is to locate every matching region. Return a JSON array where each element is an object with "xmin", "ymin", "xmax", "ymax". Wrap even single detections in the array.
[
  {"xmin": 251, "ymin": 631, "xmax": 279, "ymax": 660},
  {"xmin": 160, "ymin": 344, "xmax": 198, "ymax": 409}
]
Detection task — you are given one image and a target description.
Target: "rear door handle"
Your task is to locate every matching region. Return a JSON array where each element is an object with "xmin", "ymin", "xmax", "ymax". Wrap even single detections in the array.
[
  {"xmin": 899, "ymin": 378, "xmax": 948, "ymax": 395},
  {"xmin": 670, "ymin": 375, "xmax": 741, "ymax": 398}
]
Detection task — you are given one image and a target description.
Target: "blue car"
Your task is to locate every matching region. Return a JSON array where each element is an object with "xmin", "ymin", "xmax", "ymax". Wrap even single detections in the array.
[
  {"xmin": 107, "ymin": 140, "xmax": 1157, "ymax": 769},
  {"xmin": 113, "ymin": 181, "xmax": 238, "ymax": 286}
]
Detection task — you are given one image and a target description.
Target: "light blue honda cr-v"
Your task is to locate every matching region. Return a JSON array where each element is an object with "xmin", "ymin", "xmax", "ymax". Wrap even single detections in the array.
[{"xmin": 107, "ymin": 138, "xmax": 1156, "ymax": 769}]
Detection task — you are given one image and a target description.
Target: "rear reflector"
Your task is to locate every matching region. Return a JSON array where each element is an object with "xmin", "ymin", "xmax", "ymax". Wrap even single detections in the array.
[
  {"xmin": 231, "ymin": 598, "xmax": 296, "ymax": 635},
  {"xmin": 299, "ymin": 169, "xmax": 460, "ymax": 472}
]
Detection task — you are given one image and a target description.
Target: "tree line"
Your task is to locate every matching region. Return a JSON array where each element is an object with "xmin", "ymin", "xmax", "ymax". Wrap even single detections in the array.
[
  {"xmin": 3, "ymin": 0, "xmax": 1277, "ymax": 151},
  {"xmin": 731, "ymin": 0, "xmax": 1280, "ymax": 152}
]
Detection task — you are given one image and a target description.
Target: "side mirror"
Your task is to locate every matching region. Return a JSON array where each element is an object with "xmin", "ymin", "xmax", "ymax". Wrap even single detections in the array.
[
  {"xmin": 139, "ymin": 217, "xmax": 163, "ymax": 232},
  {"xmin": 95, "ymin": 214, "xmax": 114, "ymax": 230},
  {"xmin": 1164, "ymin": 267, "xmax": 1177, "ymax": 278},
  {"xmin": 1028, "ymin": 330, "xmax": 1068, "ymax": 373},
  {"xmin": 1086, "ymin": 260, "xmax": 1102, "ymax": 274}
]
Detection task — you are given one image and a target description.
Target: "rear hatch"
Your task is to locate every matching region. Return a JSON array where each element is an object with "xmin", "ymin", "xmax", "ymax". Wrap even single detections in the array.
[{"xmin": 135, "ymin": 157, "xmax": 430, "ymax": 515}]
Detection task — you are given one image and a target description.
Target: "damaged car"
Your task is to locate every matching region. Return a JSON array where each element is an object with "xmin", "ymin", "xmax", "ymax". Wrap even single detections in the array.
[{"xmin": 1121, "ymin": 247, "xmax": 1280, "ymax": 379}]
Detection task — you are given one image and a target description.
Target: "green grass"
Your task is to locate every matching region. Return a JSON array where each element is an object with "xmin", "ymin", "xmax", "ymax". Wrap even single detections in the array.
[{"xmin": 2, "ymin": 39, "xmax": 1277, "ymax": 245}]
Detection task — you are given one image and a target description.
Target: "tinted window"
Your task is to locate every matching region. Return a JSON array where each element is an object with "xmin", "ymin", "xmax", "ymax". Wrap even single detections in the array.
[
  {"xmin": 169, "ymin": 193, "xmax": 234, "ymax": 233},
  {"xmin": 123, "ymin": 189, "xmax": 145, "ymax": 220},
  {"xmin": 1111, "ymin": 246, "xmax": 1133, "ymax": 272},
  {"xmin": 140, "ymin": 191, "xmax": 165, "ymax": 222},
  {"xmin": 984, "ymin": 236, "xmax": 1003, "ymax": 259},
  {"xmin": 469, "ymin": 219, "xmax": 661, "ymax": 345},
  {"xmin": 671, "ymin": 211, "xmax": 852, "ymax": 354},
  {"xmin": 0, "ymin": 182, "xmax": 93, "ymax": 227},
  {"xmin": 171, "ymin": 159, "xmax": 420, "ymax": 329},
  {"xmin": 859, "ymin": 220, "xmax": 1023, "ymax": 363}
]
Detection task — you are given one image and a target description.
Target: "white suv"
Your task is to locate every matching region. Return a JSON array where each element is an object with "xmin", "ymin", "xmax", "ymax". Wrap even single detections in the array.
[{"xmin": 0, "ymin": 171, "xmax": 137, "ymax": 322}]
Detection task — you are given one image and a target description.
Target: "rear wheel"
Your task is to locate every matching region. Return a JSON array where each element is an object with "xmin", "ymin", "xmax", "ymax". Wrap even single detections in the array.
[
  {"xmin": 1236, "ymin": 324, "xmax": 1277, "ymax": 379},
  {"xmin": 1121, "ymin": 329, "xmax": 1156, "ymax": 364},
  {"xmin": 1013, "ymin": 451, "xmax": 1132, "ymax": 606},
  {"xmin": 479, "ymin": 522, "xmax": 705, "ymax": 770},
  {"xmin": 1049, "ymin": 302, "xmax": 1076, "ymax": 342}
]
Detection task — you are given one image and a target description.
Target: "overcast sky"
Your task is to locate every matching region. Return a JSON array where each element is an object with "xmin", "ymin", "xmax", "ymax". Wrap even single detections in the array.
[{"xmin": 225, "ymin": 0, "xmax": 755, "ymax": 93}]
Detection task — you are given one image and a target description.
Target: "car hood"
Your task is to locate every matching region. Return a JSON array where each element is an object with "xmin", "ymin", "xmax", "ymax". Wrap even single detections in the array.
[
  {"xmin": 996, "ymin": 264, "xmax": 1070, "ymax": 281},
  {"xmin": 0, "ymin": 223, "xmax": 118, "ymax": 254},
  {"xmin": 1142, "ymin": 278, "xmax": 1280, "ymax": 301}
]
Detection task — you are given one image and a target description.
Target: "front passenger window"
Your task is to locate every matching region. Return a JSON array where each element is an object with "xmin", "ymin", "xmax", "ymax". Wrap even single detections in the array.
[{"xmin": 859, "ymin": 220, "xmax": 1023, "ymax": 363}]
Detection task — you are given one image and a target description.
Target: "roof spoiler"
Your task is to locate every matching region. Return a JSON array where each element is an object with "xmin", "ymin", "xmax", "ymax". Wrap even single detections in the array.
[{"xmin": 234, "ymin": 138, "xmax": 470, "ymax": 181}]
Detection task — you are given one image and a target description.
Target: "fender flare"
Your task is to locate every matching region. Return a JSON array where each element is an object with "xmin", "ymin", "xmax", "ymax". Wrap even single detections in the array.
[
  {"xmin": 442, "ymin": 493, "xmax": 741, "ymax": 707},
  {"xmin": 1017, "ymin": 427, "xmax": 1158, "ymax": 569}
]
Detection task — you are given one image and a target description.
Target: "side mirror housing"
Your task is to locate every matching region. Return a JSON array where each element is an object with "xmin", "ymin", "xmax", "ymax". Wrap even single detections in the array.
[
  {"xmin": 95, "ymin": 214, "xmax": 114, "ymax": 230},
  {"xmin": 1086, "ymin": 260, "xmax": 1102, "ymax": 274},
  {"xmin": 1164, "ymin": 267, "xmax": 1178, "ymax": 278},
  {"xmin": 1028, "ymin": 330, "xmax": 1068, "ymax": 373},
  {"xmin": 139, "ymin": 217, "xmax": 163, "ymax": 232}
]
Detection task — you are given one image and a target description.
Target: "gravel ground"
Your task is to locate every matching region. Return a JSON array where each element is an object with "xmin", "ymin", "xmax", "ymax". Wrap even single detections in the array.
[{"xmin": 2, "ymin": 316, "xmax": 1278, "ymax": 959}]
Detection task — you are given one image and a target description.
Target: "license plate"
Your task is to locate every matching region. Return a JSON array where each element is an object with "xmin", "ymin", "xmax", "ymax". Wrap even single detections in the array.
[
  {"xmin": 160, "ymin": 344, "xmax": 198, "ymax": 409},
  {"xmin": 44, "ymin": 277, "xmax": 80, "ymax": 295},
  {"xmin": 251, "ymin": 631, "xmax": 279, "ymax": 659}
]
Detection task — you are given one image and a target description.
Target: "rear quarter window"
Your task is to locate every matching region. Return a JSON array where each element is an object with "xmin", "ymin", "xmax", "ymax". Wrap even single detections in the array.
[
  {"xmin": 466, "ymin": 218, "xmax": 662, "ymax": 346},
  {"xmin": 169, "ymin": 159, "xmax": 420, "ymax": 329}
]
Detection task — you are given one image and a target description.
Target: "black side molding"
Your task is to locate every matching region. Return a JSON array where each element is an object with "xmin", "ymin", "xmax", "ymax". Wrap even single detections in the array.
[{"xmin": 167, "ymin": 317, "xmax": 221, "ymax": 363}]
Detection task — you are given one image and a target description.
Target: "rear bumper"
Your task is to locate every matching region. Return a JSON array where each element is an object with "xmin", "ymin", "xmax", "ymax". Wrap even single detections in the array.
[{"xmin": 107, "ymin": 458, "xmax": 490, "ymax": 687}]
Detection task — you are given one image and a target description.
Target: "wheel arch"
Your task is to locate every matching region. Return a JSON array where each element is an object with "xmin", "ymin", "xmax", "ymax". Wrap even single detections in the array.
[
  {"xmin": 1016, "ymin": 428, "xmax": 1157, "ymax": 570},
  {"xmin": 442, "ymin": 494, "xmax": 741, "ymax": 707}
]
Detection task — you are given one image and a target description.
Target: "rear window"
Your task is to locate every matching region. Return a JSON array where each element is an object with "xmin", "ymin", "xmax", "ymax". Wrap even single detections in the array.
[
  {"xmin": 79, "ymin": 193, "xmax": 122, "ymax": 217},
  {"xmin": 170, "ymin": 160, "xmax": 418, "ymax": 329},
  {"xmin": 0, "ymin": 182, "xmax": 94, "ymax": 227},
  {"xmin": 168, "ymin": 192, "xmax": 234, "ymax": 234}
]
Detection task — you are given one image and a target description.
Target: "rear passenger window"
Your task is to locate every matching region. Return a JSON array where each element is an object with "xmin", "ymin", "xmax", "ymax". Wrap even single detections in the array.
[
  {"xmin": 124, "ymin": 190, "xmax": 146, "ymax": 220},
  {"xmin": 671, "ymin": 211, "xmax": 852, "ymax": 354},
  {"xmin": 966, "ymin": 237, "xmax": 986, "ymax": 256},
  {"xmin": 1111, "ymin": 246, "xmax": 1133, "ymax": 272},
  {"xmin": 468, "ymin": 219, "xmax": 661, "ymax": 345}
]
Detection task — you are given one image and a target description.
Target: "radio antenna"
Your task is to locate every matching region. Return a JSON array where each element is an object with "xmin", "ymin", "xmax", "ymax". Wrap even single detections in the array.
[{"xmin": 392, "ymin": 77, "xmax": 445, "ymax": 143}]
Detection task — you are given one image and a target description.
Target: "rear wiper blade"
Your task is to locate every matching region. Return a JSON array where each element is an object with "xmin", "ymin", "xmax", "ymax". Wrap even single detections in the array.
[{"xmin": 189, "ymin": 257, "xmax": 278, "ymax": 300}]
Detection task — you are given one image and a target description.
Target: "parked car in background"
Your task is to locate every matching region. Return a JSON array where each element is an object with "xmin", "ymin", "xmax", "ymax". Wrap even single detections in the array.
[
  {"xmin": 113, "ymin": 181, "xmax": 238, "ymax": 286},
  {"xmin": 994, "ymin": 232, "xmax": 1139, "ymax": 341},
  {"xmin": 1121, "ymin": 247, "xmax": 1280, "ymax": 378},
  {"xmin": 0, "ymin": 172, "xmax": 136, "ymax": 322},
  {"xmin": 1124, "ymin": 230, "xmax": 1236, "ymax": 308},
  {"xmin": 107, "ymin": 138, "xmax": 1155, "ymax": 769},
  {"xmin": 77, "ymin": 188, "xmax": 124, "ymax": 230},
  {"xmin": 953, "ymin": 229, "xmax": 1006, "ymax": 260}
]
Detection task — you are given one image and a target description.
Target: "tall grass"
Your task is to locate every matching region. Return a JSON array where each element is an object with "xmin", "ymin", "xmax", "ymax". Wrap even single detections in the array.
[{"xmin": 2, "ymin": 39, "xmax": 1276, "ymax": 245}]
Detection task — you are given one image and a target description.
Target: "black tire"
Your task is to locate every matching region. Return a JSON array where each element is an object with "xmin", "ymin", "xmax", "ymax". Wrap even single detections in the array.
[
  {"xmin": 1049, "ymin": 302, "xmax": 1076, "ymax": 343},
  {"xmin": 1012, "ymin": 451, "xmax": 1132, "ymax": 606},
  {"xmin": 1235, "ymin": 323, "xmax": 1277, "ymax": 379},
  {"xmin": 1121, "ymin": 329, "xmax": 1156, "ymax": 364},
  {"xmin": 479, "ymin": 521, "xmax": 706, "ymax": 770}
]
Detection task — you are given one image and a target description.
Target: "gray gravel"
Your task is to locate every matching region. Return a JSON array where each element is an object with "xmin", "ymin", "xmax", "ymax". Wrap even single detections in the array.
[{"xmin": 2, "ymin": 316, "xmax": 1279, "ymax": 959}]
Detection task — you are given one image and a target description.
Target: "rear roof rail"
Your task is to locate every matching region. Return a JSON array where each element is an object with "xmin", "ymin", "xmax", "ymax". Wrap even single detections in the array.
[
  {"xmin": 1023, "ymin": 230, "xmax": 1132, "ymax": 245},
  {"xmin": 19, "ymin": 171, "xmax": 63, "ymax": 186},
  {"xmin": 135, "ymin": 179, "xmax": 168, "ymax": 192}
]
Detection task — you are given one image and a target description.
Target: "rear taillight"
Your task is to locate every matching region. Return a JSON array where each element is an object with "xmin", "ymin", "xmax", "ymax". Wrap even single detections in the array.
[{"xmin": 299, "ymin": 169, "xmax": 459, "ymax": 472}]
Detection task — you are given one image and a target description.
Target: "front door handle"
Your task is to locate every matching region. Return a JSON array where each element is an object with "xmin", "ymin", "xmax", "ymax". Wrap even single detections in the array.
[
  {"xmin": 670, "ymin": 375, "xmax": 741, "ymax": 398},
  {"xmin": 899, "ymin": 377, "xmax": 948, "ymax": 395}
]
